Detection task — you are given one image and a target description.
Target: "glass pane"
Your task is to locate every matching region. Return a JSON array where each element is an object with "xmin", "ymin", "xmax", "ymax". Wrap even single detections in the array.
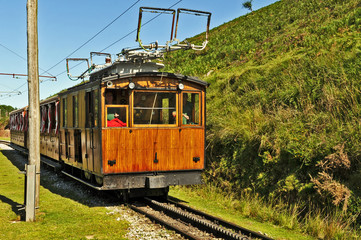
[
  {"xmin": 73, "ymin": 95, "xmax": 78, "ymax": 127},
  {"xmin": 107, "ymin": 107, "xmax": 127, "ymax": 127},
  {"xmin": 182, "ymin": 93, "xmax": 200, "ymax": 125},
  {"xmin": 63, "ymin": 98, "xmax": 67, "ymax": 127},
  {"xmin": 105, "ymin": 89, "xmax": 129, "ymax": 105},
  {"xmin": 49, "ymin": 103, "xmax": 55, "ymax": 130},
  {"xmin": 94, "ymin": 90, "xmax": 98, "ymax": 127},
  {"xmin": 133, "ymin": 92, "xmax": 176, "ymax": 125}
]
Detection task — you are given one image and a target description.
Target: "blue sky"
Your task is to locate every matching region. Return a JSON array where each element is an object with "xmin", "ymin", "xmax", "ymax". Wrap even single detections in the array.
[{"xmin": 0, "ymin": 0, "xmax": 278, "ymax": 108}]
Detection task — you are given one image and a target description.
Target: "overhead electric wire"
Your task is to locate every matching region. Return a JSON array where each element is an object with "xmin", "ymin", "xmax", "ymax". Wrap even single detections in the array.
[
  {"xmin": 2, "ymin": 0, "xmax": 183, "ymax": 102},
  {"xmin": 0, "ymin": 89, "xmax": 28, "ymax": 101},
  {"xmin": 0, "ymin": 42, "xmax": 26, "ymax": 62},
  {"xmin": 0, "ymin": 42, "xmax": 55, "ymax": 78},
  {"xmin": 41, "ymin": 0, "xmax": 142, "ymax": 76},
  {"xmin": 1, "ymin": 1, "xmax": 142, "ymax": 102},
  {"xmin": 100, "ymin": 0, "xmax": 183, "ymax": 52},
  {"xmin": 0, "ymin": 42, "xmax": 53, "ymax": 100},
  {"xmin": 54, "ymin": 0, "xmax": 183, "ymax": 78}
]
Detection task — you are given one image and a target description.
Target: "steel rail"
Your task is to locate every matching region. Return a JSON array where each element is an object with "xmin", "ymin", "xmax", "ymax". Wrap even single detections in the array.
[
  {"xmin": 144, "ymin": 197, "xmax": 250, "ymax": 240},
  {"xmin": 128, "ymin": 202, "xmax": 201, "ymax": 240},
  {"xmin": 129, "ymin": 197, "xmax": 274, "ymax": 240},
  {"xmin": 167, "ymin": 197, "xmax": 274, "ymax": 240},
  {"xmin": 0, "ymin": 139, "xmax": 11, "ymax": 145}
]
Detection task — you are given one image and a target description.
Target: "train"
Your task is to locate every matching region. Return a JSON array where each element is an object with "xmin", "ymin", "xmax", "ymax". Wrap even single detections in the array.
[{"xmin": 9, "ymin": 7, "xmax": 211, "ymax": 200}]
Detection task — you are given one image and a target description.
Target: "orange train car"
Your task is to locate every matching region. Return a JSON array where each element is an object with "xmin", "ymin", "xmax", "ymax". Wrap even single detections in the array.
[
  {"xmin": 10, "ymin": 62, "xmax": 208, "ymax": 198},
  {"xmin": 10, "ymin": 6, "xmax": 211, "ymax": 199}
]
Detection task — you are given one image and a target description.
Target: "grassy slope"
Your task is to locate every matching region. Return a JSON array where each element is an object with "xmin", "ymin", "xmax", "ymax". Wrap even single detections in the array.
[{"xmin": 164, "ymin": 0, "xmax": 361, "ymax": 221}]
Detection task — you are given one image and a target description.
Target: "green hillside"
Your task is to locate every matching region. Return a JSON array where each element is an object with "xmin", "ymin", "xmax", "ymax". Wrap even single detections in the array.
[{"xmin": 164, "ymin": 0, "xmax": 361, "ymax": 226}]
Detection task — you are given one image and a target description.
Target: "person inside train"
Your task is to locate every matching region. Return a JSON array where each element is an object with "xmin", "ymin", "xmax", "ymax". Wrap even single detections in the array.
[
  {"xmin": 105, "ymin": 91, "xmax": 114, "ymax": 104},
  {"xmin": 105, "ymin": 91, "xmax": 126, "ymax": 127},
  {"xmin": 171, "ymin": 94, "xmax": 194, "ymax": 124},
  {"xmin": 182, "ymin": 93, "xmax": 193, "ymax": 124}
]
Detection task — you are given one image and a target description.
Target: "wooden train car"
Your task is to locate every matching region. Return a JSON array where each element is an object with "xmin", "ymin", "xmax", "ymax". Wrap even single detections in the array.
[
  {"xmin": 10, "ymin": 6, "xmax": 211, "ymax": 198},
  {"xmin": 10, "ymin": 60, "xmax": 208, "ymax": 198}
]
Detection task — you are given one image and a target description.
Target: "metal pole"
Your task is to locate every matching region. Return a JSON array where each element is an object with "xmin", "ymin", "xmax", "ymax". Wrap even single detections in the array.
[{"xmin": 26, "ymin": 0, "xmax": 40, "ymax": 222}]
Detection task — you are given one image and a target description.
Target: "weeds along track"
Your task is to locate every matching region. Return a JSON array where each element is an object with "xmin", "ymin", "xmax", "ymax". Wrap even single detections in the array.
[{"xmin": 129, "ymin": 197, "xmax": 273, "ymax": 240}]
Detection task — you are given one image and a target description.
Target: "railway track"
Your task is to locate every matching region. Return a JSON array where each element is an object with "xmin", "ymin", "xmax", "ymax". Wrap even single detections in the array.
[
  {"xmin": 0, "ymin": 139, "xmax": 10, "ymax": 145},
  {"xmin": 1, "ymin": 140, "xmax": 273, "ymax": 239},
  {"xmin": 129, "ymin": 197, "xmax": 273, "ymax": 240}
]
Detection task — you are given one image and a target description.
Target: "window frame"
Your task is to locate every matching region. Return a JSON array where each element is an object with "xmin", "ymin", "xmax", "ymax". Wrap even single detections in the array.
[
  {"xmin": 181, "ymin": 91, "xmax": 202, "ymax": 126},
  {"xmin": 62, "ymin": 97, "xmax": 67, "ymax": 128},
  {"xmin": 85, "ymin": 88, "xmax": 99, "ymax": 128},
  {"xmin": 72, "ymin": 94, "xmax": 78, "ymax": 128},
  {"xmin": 132, "ymin": 90, "xmax": 178, "ymax": 127},
  {"xmin": 105, "ymin": 105, "xmax": 129, "ymax": 128}
]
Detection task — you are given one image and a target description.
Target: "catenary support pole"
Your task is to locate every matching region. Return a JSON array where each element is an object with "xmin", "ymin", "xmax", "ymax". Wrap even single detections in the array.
[{"xmin": 26, "ymin": 0, "xmax": 40, "ymax": 222}]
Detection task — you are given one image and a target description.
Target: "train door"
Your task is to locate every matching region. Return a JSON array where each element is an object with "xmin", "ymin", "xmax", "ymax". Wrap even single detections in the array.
[
  {"xmin": 60, "ymin": 97, "xmax": 68, "ymax": 161},
  {"xmin": 73, "ymin": 94, "xmax": 82, "ymax": 163}
]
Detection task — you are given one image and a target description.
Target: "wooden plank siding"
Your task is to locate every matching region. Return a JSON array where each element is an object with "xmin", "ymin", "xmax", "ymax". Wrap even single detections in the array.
[
  {"xmin": 102, "ymin": 128, "xmax": 205, "ymax": 173},
  {"xmin": 59, "ymin": 87, "xmax": 102, "ymax": 175}
]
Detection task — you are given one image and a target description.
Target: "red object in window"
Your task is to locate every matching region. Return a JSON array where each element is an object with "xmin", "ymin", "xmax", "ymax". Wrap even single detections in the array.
[
  {"xmin": 47, "ymin": 104, "xmax": 52, "ymax": 134},
  {"xmin": 107, "ymin": 118, "xmax": 126, "ymax": 127},
  {"xmin": 41, "ymin": 106, "xmax": 47, "ymax": 133}
]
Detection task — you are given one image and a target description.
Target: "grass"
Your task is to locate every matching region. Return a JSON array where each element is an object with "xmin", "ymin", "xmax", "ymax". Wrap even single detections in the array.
[
  {"xmin": 170, "ymin": 184, "xmax": 361, "ymax": 240},
  {"xmin": 164, "ymin": 0, "xmax": 361, "ymax": 228},
  {"xmin": 1, "ymin": 143, "xmax": 359, "ymax": 239},
  {"xmin": 0, "ymin": 149, "xmax": 129, "ymax": 240},
  {"xmin": 170, "ymin": 185, "xmax": 312, "ymax": 240},
  {"xmin": 0, "ymin": 137, "xmax": 10, "ymax": 141}
]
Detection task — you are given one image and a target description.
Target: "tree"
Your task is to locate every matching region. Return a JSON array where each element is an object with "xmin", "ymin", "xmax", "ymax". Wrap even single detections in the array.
[
  {"xmin": 242, "ymin": 0, "xmax": 253, "ymax": 12},
  {"xmin": 0, "ymin": 105, "xmax": 15, "ymax": 118}
]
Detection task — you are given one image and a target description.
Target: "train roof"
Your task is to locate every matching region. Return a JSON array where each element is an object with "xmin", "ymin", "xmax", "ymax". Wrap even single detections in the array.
[
  {"xmin": 10, "ymin": 108, "xmax": 26, "ymax": 115},
  {"xmin": 59, "ymin": 71, "xmax": 209, "ymax": 96},
  {"xmin": 102, "ymin": 71, "xmax": 209, "ymax": 87},
  {"xmin": 9, "ymin": 95, "xmax": 59, "ymax": 115}
]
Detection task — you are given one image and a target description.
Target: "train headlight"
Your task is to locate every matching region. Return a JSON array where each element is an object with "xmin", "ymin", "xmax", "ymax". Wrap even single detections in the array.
[
  {"xmin": 178, "ymin": 83, "xmax": 184, "ymax": 90},
  {"xmin": 106, "ymin": 81, "xmax": 113, "ymax": 87},
  {"xmin": 129, "ymin": 82, "xmax": 135, "ymax": 89}
]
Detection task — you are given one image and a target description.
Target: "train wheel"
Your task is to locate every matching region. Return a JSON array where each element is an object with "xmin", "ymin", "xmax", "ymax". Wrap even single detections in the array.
[
  {"xmin": 162, "ymin": 187, "xmax": 169, "ymax": 200},
  {"xmin": 95, "ymin": 176, "xmax": 103, "ymax": 185},
  {"xmin": 116, "ymin": 190, "xmax": 130, "ymax": 203},
  {"xmin": 123, "ymin": 193, "xmax": 130, "ymax": 203},
  {"xmin": 84, "ymin": 172, "xmax": 91, "ymax": 180}
]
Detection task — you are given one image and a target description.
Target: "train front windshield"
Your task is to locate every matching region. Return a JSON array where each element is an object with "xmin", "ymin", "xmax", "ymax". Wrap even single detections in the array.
[
  {"xmin": 133, "ymin": 92, "xmax": 177, "ymax": 125},
  {"xmin": 104, "ymin": 89, "xmax": 201, "ymax": 127}
]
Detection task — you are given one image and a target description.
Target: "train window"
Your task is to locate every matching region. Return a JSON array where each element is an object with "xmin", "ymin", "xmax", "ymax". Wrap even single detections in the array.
[
  {"xmin": 86, "ymin": 90, "xmax": 98, "ymax": 128},
  {"xmin": 48, "ymin": 103, "xmax": 56, "ymax": 133},
  {"xmin": 182, "ymin": 92, "xmax": 200, "ymax": 125},
  {"xmin": 86, "ymin": 92, "xmax": 92, "ymax": 128},
  {"xmin": 19, "ymin": 112, "xmax": 24, "ymax": 132},
  {"xmin": 41, "ymin": 105, "xmax": 48, "ymax": 132},
  {"xmin": 133, "ymin": 91, "xmax": 176, "ymax": 125},
  {"xmin": 94, "ymin": 90, "xmax": 99, "ymax": 127},
  {"xmin": 73, "ymin": 95, "xmax": 78, "ymax": 127},
  {"xmin": 105, "ymin": 89, "xmax": 129, "ymax": 105},
  {"xmin": 106, "ymin": 106, "xmax": 128, "ymax": 127},
  {"xmin": 62, "ymin": 98, "xmax": 67, "ymax": 127}
]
